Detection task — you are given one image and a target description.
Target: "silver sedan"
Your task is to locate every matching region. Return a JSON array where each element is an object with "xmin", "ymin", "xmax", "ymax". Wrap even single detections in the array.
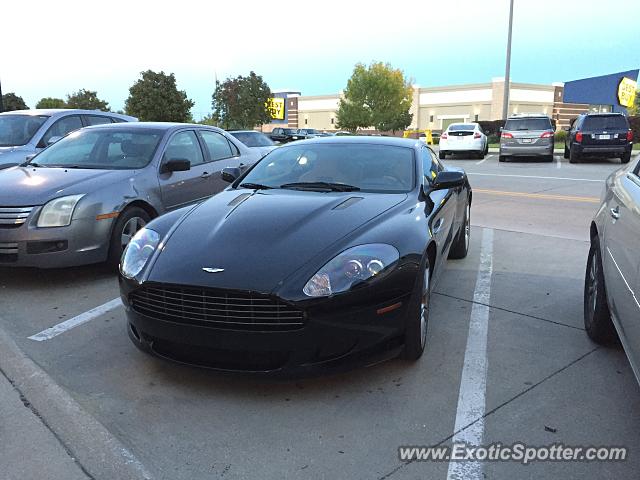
[
  {"xmin": 0, "ymin": 123, "xmax": 261, "ymax": 268},
  {"xmin": 585, "ymin": 155, "xmax": 640, "ymax": 383}
]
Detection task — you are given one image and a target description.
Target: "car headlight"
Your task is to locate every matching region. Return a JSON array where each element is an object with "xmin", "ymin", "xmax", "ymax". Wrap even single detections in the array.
[
  {"xmin": 120, "ymin": 227, "xmax": 160, "ymax": 279},
  {"xmin": 37, "ymin": 195, "xmax": 84, "ymax": 227},
  {"xmin": 303, "ymin": 244, "xmax": 399, "ymax": 297}
]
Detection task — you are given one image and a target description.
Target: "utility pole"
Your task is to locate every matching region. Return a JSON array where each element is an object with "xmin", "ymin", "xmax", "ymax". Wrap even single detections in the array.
[{"xmin": 502, "ymin": 0, "xmax": 515, "ymax": 119}]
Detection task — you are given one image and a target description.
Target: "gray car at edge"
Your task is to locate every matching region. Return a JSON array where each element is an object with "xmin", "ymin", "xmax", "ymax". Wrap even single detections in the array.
[
  {"xmin": 0, "ymin": 109, "xmax": 136, "ymax": 169},
  {"xmin": 0, "ymin": 122, "xmax": 261, "ymax": 268}
]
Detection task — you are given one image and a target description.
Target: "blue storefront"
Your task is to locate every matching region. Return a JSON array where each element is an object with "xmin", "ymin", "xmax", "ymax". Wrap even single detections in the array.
[{"xmin": 563, "ymin": 69, "xmax": 638, "ymax": 114}]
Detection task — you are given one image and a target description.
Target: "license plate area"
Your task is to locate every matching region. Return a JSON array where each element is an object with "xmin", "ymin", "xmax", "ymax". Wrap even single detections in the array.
[
  {"xmin": 521, "ymin": 138, "xmax": 533, "ymax": 144},
  {"xmin": 598, "ymin": 134, "xmax": 611, "ymax": 140}
]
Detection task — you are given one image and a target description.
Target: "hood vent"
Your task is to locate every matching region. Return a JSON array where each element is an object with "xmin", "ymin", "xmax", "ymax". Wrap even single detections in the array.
[
  {"xmin": 332, "ymin": 197, "xmax": 364, "ymax": 210},
  {"xmin": 227, "ymin": 193, "xmax": 252, "ymax": 207}
]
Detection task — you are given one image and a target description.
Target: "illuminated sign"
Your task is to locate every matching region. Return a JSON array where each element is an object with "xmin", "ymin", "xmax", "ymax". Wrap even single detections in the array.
[
  {"xmin": 267, "ymin": 97, "xmax": 285, "ymax": 120},
  {"xmin": 617, "ymin": 77, "xmax": 637, "ymax": 108}
]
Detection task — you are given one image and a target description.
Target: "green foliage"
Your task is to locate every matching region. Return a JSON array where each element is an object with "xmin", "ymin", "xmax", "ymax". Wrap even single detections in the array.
[
  {"xmin": 336, "ymin": 62, "xmax": 413, "ymax": 133},
  {"xmin": 198, "ymin": 114, "xmax": 218, "ymax": 126},
  {"xmin": 212, "ymin": 72, "xmax": 272, "ymax": 130},
  {"xmin": 66, "ymin": 89, "xmax": 109, "ymax": 111},
  {"xmin": 125, "ymin": 70, "xmax": 194, "ymax": 122},
  {"xmin": 2, "ymin": 93, "xmax": 28, "ymax": 111},
  {"xmin": 554, "ymin": 129, "xmax": 567, "ymax": 143},
  {"xmin": 35, "ymin": 97, "xmax": 66, "ymax": 109}
]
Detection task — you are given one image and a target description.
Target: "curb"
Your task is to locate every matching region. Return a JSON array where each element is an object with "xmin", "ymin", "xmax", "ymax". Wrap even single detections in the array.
[{"xmin": 0, "ymin": 326, "xmax": 153, "ymax": 480}]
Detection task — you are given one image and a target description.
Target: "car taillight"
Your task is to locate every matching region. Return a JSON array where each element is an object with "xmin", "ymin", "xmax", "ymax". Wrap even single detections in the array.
[
  {"xmin": 627, "ymin": 130, "xmax": 633, "ymax": 142},
  {"xmin": 441, "ymin": 133, "xmax": 448, "ymax": 140},
  {"xmin": 501, "ymin": 132, "xmax": 513, "ymax": 139},
  {"xmin": 576, "ymin": 132, "xmax": 583, "ymax": 143},
  {"xmin": 540, "ymin": 131, "xmax": 554, "ymax": 138},
  {"xmin": 473, "ymin": 132, "xmax": 481, "ymax": 139}
]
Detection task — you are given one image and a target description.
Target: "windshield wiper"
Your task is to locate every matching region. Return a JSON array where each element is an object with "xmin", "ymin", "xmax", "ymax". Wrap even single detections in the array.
[
  {"xmin": 239, "ymin": 182, "xmax": 275, "ymax": 190},
  {"xmin": 280, "ymin": 181, "xmax": 360, "ymax": 192}
]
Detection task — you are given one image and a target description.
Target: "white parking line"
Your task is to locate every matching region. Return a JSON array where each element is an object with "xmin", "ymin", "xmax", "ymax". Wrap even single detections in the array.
[
  {"xmin": 28, "ymin": 298, "xmax": 122, "ymax": 342},
  {"xmin": 476, "ymin": 155, "xmax": 493, "ymax": 165},
  {"xmin": 467, "ymin": 172, "xmax": 604, "ymax": 182},
  {"xmin": 556, "ymin": 156, "xmax": 562, "ymax": 169},
  {"xmin": 446, "ymin": 228, "xmax": 493, "ymax": 480}
]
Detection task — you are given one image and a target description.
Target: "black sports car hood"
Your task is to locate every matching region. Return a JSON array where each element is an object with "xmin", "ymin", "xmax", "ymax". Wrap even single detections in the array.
[{"xmin": 147, "ymin": 188, "xmax": 407, "ymax": 293}]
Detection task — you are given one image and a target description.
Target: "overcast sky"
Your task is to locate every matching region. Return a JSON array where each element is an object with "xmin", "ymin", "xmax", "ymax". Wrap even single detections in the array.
[{"xmin": 2, "ymin": 0, "xmax": 638, "ymax": 118}]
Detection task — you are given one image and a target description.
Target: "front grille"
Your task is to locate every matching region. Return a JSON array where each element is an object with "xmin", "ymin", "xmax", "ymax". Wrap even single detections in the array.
[
  {"xmin": 0, "ymin": 206, "xmax": 34, "ymax": 228},
  {"xmin": 130, "ymin": 284, "xmax": 305, "ymax": 331}
]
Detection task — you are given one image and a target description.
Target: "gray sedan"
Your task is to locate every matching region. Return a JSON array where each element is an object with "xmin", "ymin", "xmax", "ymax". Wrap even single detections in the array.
[
  {"xmin": 585, "ymin": 156, "xmax": 640, "ymax": 383},
  {"xmin": 0, "ymin": 109, "xmax": 136, "ymax": 169},
  {"xmin": 0, "ymin": 123, "xmax": 261, "ymax": 268}
]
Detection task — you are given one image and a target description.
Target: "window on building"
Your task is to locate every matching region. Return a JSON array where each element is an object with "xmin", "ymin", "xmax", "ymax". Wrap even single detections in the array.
[
  {"xmin": 429, "ymin": 115, "xmax": 434, "ymax": 123},
  {"xmin": 474, "ymin": 114, "xmax": 479, "ymax": 122},
  {"xmin": 330, "ymin": 118, "xmax": 335, "ymax": 124},
  {"xmin": 305, "ymin": 118, "xmax": 308, "ymax": 125}
]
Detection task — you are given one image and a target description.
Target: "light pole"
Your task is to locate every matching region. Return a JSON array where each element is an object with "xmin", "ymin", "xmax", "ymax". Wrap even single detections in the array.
[{"xmin": 502, "ymin": 0, "xmax": 515, "ymax": 119}]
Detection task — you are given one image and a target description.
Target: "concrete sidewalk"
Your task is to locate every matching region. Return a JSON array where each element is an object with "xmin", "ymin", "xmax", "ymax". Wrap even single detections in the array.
[{"xmin": 0, "ymin": 370, "xmax": 89, "ymax": 480}]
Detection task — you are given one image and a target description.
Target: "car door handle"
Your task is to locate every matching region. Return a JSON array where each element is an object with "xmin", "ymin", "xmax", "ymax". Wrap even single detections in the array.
[
  {"xmin": 610, "ymin": 206, "xmax": 620, "ymax": 220},
  {"xmin": 201, "ymin": 172, "xmax": 211, "ymax": 178}
]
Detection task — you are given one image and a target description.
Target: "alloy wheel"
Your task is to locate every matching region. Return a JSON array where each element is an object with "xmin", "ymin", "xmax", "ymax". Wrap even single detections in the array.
[{"xmin": 121, "ymin": 217, "xmax": 147, "ymax": 250}]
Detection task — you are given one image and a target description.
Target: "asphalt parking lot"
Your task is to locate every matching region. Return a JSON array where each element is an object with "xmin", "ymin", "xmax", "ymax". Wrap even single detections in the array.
[{"xmin": 1, "ymin": 151, "xmax": 640, "ymax": 480}]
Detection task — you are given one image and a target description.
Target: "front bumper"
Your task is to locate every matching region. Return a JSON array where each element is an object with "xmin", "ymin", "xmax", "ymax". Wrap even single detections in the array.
[
  {"xmin": 0, "ymin": 209, "xmax": 113, "ymax": 268},
  {"xmin": 120, "ymin": 280, "xmax": 415, "ymax": 375}
]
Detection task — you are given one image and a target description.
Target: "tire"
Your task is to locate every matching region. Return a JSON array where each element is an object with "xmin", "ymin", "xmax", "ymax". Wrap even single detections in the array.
[
  {"xmin": 584, "ymin": 238, "xmax": 617, "ymax": 344},
  {"xmin": 563, "ymin": 145, "xmax": 570, "ymax": 159},
  {"xmin": 621, "ymin": 151, "xmax": 631, "ymax": 164},
  {"xmin": 569, "ymin": 148, "xmax": 580, "ymax": 164},
  {"xmin": 544, "ymin": 154, "xmax": 554, "ymax": 162},
  {"xmin": 403, "ymin": 255, "xmax": 431, "ymax": 360},
  {"xmin": 448, "ymin": 200, "xmax": 470, "ymax": 259},
  {"xmin": 476, "ymin": 150, "xmax": 485, "ymax": 160},
  {"xmin": 439, "ymin": 150, "xmax": 446, "ymax": 160},
  {"xmin": 499, "ymin": 155, "xmax": 507, "ymax": 162},
  {"xmin": 106, "ymin": 206, "xmax": 151, "ymax": 269}
]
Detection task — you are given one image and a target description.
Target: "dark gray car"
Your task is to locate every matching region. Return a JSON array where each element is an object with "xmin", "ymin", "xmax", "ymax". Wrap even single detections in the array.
[
  {"xmin": 0, "ymin": 123, "xmax": 261, "ymax": 268},
  {"xmin": 0, "ymin": 109, "xmax": 136, "ymax": 169},
  {"xmin": 585, "ymin": 156, "xmax": 640, "ymax": 384},
  {"xmin": 499, "ymin": 114, "xmax": 555, "ymax": 162}
]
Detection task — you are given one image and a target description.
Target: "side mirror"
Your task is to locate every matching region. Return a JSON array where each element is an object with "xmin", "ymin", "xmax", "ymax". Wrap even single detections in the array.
[
  {"xmin": 162, "ymin": 158, "xmax": 191, "ymax": 173},
  {"xmin": 432, "ymin": 171, "xmax": 466, "ymax": 190},
  {"xmin": 25, "ymin": 154, "xmax": 36, "ymax": 162},
  {"xmin": 47, "ymin": 136, "xmax": 63, "ymax": 146},
  {"xmin": 222, "ymin": 167, "xmax": 241, "ymax": 183}
]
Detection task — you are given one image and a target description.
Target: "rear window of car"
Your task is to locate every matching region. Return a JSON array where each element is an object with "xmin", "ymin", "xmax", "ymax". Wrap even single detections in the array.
[
  {"xmin": 582, "ymin": 115, "xmax": 628, "ymax": 130},
  {"xmin": 449, "ymin": 124, "xmax": 475, "ymax": 131},
  {"xmin": 504, "ymin": 118, "xmax": 552, "ymax": 131}
]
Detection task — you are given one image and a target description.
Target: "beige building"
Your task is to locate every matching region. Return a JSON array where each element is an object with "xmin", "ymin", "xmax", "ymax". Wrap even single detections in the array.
[{"xmin": 293, "ymin": 78, "xmax": 560, "ymax": 132}]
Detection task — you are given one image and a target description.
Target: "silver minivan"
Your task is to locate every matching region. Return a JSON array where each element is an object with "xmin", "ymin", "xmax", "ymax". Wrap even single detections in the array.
[
  {"xmin": 499, "ymin": 114, "xmax": 555, "ymax": 162},
  {"xmin": 0, "ymin": 109, "xmax": 136, "ymax": 169}
]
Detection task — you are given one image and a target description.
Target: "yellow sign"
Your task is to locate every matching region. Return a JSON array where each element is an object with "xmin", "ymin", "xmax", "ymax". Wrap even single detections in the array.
[
  {"xmin": 266, "ymin": 97, "xmax": 285, "ymax": 120},
  {"xmin": 617, "ymin": 77, "xmax": 637, "ymax": 108}
]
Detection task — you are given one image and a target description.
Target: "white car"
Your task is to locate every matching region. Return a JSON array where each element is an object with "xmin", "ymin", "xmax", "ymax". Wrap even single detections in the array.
[{"xmin": 439, "ymin": 123, "xmax": 488, "ymax": 160}]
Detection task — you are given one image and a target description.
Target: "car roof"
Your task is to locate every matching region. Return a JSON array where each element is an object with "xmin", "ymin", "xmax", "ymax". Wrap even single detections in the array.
[
  {"xmin": 0, "ymin": 109, "xmax": 136, "ymax": 120},
  {"xmin": 506, "ymin": 114, "xmax": 550, "ymax": 119},
  {"xmin": 228, "ymin": 130, "xmax": 263, "ymax": 134},
  {"xmin": 281, "ymin": 135, "xmax": 422, "ymax": 148},
  {"xmin": 82, "ymin": 122, "xmax": 214, "ymax": 131},
  {"xmin": 580, "ymin": 112, "xmax": 625, "ymax": 116}
]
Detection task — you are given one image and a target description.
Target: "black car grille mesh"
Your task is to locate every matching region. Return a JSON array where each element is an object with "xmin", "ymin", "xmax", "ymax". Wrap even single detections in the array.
[{"xmin": 130, "ymin": 284, "xmax": 305, "ymax": 331}]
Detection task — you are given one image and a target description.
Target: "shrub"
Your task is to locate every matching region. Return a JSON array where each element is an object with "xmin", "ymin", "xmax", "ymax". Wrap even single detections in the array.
[{"xmin": 554, "ymin": 129, "xmax": 567, "ymax": 143}]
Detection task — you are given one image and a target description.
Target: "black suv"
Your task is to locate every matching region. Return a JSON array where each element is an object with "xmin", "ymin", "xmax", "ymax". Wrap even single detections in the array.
[
  {"xmin": 269, "ymin": 128, "xmax": 302, "ymax": 144},
  {"xmin": 564, "ymin": 113, "xmax": 633, "ymax": 164}
]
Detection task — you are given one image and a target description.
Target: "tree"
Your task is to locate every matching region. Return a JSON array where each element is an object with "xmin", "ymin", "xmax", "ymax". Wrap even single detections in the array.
[
  {"xmin": 337, "ymin": 62, "xmax": 413, "ymax": 133},
  {"xmin": 35, "ymin": 97, "xmax": 66, "ymax": 109},
  {"xmin": 2, "ymin": 93, "xmax": 28, "ymax": 111},
  {"xmin": 125, "ymin": 70, "xmax": 194, "ymax": 122},
  {"xmin": 212, "ymin": 71, "xmax": 272, "ymax": 130},
  {"xmin": 66, "ymin": 89, "xmax": 109, "ymax": 110}
]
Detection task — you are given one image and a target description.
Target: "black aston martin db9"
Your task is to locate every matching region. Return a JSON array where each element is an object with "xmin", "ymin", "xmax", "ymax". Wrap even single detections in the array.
[{"xmin": 119, "ymin": 136, "xmax": 472, "ymax": 373}]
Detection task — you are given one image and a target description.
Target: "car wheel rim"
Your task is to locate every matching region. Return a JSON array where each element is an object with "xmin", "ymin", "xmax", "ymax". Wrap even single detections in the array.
[
  {"xmin": 587, "ymin": 253, "xmax": 598, "ymax": 321},
  {"xmin": 464, "ymin": 205, "xmax": 470, "ymax": 250},
  {"xmin": 121, "ymin": 217, "xmax": 146, "ymax": 250},
  {"xmin": 420, "ymin": 266, "xmax": 430, "ymax": 348}
]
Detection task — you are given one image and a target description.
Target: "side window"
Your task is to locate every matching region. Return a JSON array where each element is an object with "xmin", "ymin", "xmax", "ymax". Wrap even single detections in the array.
[
  {"xmin": 41, "ymin": 115, "xmax": 83, "ymax": 145},
  {"xmin": 84, "ymin": 115, "xmax": 112, "ymax": 126},
  {"xmin": 200, "ymin": 131, "xmax": 234, "ymax": 161},
  {"xmin": 421, "ymin": 148, "xmax": 440, "ymax": 184},
  {"xmin": 164, "ymin": 131, "xmax": 204, "ymax": 167}
]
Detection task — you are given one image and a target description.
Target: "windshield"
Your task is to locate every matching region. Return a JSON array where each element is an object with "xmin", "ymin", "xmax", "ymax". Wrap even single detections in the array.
[
  {"xmin": 231, "ymin": 131, "xmax": 275, "ymax": 147},
  {"xmin": 31, "ymin": 128, "xmax": 163, "ymax": 170},
  {"xmin": 504, "ymin": 118, "xmax": 552, "ymax": 131},
  {"xmin": 582, "ymin": 115, "xmax": 628, "ymax": 130},
  {"xmin": 240, "ymin": 143, "xmax": 415, "ymax": 193},
  {"xmin": 0, "ymin": 115, "xmax": 49, "ymax": 147}
]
